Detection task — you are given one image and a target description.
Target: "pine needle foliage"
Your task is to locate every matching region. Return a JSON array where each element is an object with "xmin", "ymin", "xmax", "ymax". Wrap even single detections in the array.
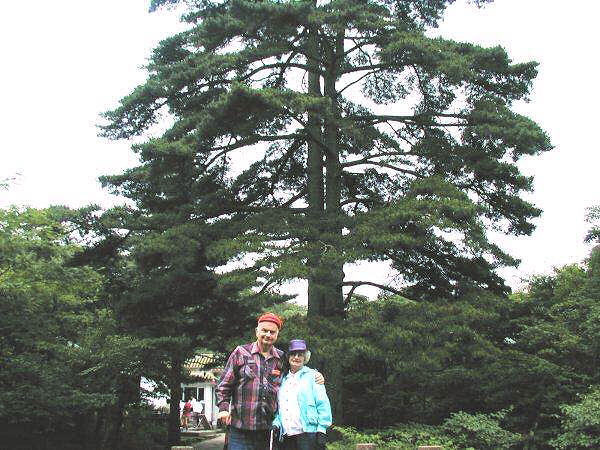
[{"xmin": 102, "ymin": 0, "xmax": 551, "ymax": 315}]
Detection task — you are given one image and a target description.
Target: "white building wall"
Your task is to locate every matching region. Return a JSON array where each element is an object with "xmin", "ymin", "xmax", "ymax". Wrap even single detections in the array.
[{"xmin": 181, "ymin": 381, "xmax": 218, "ymax": 425}]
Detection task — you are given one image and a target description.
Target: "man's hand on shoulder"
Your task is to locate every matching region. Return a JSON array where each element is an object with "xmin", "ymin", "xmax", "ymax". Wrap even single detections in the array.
[{"xmin": 314, "ymin": 370, "xmax": 325, "ymax": 385}]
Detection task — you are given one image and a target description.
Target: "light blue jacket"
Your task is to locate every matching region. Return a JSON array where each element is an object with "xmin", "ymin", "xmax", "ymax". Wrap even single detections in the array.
[{"xmin": 272, "ymin": 366, "xmax": 332, "ymax": 435}]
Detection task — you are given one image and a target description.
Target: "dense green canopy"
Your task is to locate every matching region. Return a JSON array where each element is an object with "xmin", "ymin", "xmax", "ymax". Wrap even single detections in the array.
[{"xmin": 1, "ymin": 202, "xmax": 599, "ymax": 447}]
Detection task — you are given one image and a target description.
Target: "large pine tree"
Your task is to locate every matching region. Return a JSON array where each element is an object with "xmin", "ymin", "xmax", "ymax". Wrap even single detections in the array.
[
  {"xmin": 84, "ymin": 156, "xmax": 282, "ymax": 445},
  {"xmin": 102, "ymin": 0, "xmax": 551, "ymax": 317}
]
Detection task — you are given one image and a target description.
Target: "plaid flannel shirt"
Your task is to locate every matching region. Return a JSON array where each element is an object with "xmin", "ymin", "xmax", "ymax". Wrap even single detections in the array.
[{"xmin": 216, "ymin": 342, "xmax": 284, "ymax": 430}]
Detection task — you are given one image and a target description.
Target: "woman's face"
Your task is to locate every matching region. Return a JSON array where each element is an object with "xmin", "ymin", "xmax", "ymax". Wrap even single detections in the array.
[{"xmin": 288, "ymin": 351, "xmax": 306, "ymax": 372}]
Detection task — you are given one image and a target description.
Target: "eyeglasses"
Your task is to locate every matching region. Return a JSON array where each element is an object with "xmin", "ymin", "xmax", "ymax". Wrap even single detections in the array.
[{"xmin": 289, "ymin": 352, "xmax": 305, "ymax": 358}]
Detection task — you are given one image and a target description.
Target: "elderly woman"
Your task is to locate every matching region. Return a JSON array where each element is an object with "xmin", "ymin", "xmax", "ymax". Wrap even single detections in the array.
[{"xmin": 273, "ymin": 340, "xmax": 332, "ymax": 450}]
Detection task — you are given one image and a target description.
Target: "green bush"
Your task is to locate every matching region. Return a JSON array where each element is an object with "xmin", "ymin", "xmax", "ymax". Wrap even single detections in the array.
[
  {"xmin": 327, "ymin": 423, "xmax": 453, "ymax": 449},
  {"xmin": 441, "ymin": 410, "xmax": 521, "ymax": 449},
  {"xmin": 328, "ymin": 411, "xmax": 520, "ymax": 449},
  {"xmin": 550, "ymin": 386, "xmax": 600, "ymax": 449},
  {"xmin": 326, "ymin": 425, "xmax": 386, "ymax": 449}
]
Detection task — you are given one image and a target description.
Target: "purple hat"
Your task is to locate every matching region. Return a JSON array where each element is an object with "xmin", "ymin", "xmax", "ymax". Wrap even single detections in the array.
[
  {"xmin": 288, "ymin": 339, "xmax": 311, "ymax": 362},
  {"xmin": 288, "ymin": 339, "xmax": 307, "ymax": 352}
]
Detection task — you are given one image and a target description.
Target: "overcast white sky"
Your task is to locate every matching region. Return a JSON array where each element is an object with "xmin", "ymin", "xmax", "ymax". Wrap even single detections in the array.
[{"xmin": 1, "ymin": 0, "xmax": 598, "ymax": 296}]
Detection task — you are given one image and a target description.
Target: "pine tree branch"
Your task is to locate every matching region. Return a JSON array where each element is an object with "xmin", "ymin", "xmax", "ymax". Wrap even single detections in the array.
[
  {"xmin": 343, "ymin": 37, "xmax": 376, "ymax": 57},
  {"xmin": 412, "ymin": 64, "xmax": 431, "ymax": 110},
  {"xmin": 229, "ymin": 204, "xmax": 308, "ymax": 215},
  {"xmin": 346, "ymin": 151, "xmax": 405, "ymax": 161},
  {"xmin": 269, "ymin": 138, "xmax": 303, "ymax": 194},
  {"xmin": 283, "ymin": 107, "xmax": 335, "ymax": 158},
  {"xmin": 341, "ymin": 63, "xmax": 391, "ymax": 74},
  {"xmin": 233, "ymin": 190, "xmax": 307, "ymax": 213},
  {"xmin": 241, "ymin": 61, "xmax": 324, "ymax": 81},
  {"xmin": 338, "ymin": 68, "xmax": 387, "ymax": 96},
  {"xmin": 342, "ymin": 157, "xmax": 421, "ymax": 177},
  {"xmin": 280, "ymin": 189, "xmax": 307, "ymax": 208},
  {"xmin": 206, "ymin": 133, "xmax": 302, "ymax": 169},
  {"xmin": 354, "ymin": 113, "xmax": 469, "ymax": 123},
  {"xmin": 343, "ymin": 283, "xmax": 358, "ymax": 306},
  {"xmin": 268, "ymin": 32, "xmax": 308, "ymax": 88},
  {"xmin": 286, "ymin": 29, "xmax": 327, "ymax": 67},
  {"xmin": 252, "ymin": 277, "xmax": 277, "ymax": 297},
  {"xmin": 382, "ymin": 120, "xmax": 416, "ymax": 148},
  {"xmin": 342, "ymin": 281, "xmax": 403, "ymax": 296},
  {"xmin": 340, "ymin": 196, "xmax": 377, "ymax": 207},
  {"xmin": 188, "ymin": 50, "xmax": 319, "ymax": 90},
  {"xmin": 274, "ymin": 51, "xmax": 300, "ymax": 88}
]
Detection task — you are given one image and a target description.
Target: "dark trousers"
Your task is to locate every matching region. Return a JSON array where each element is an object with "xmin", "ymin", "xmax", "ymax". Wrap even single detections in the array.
[
  {"xmin": 280, "ymin": 433, "xmax": 319, "ymax": 450},
  {"xmin": 227, "ymin": 427, "xmax": 270, "ymax": 450}
]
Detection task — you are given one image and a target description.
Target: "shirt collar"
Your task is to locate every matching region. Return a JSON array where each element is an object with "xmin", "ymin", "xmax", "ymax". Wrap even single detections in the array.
[
  {"xmin": 251, "ymin": 341, "xmax": 281, "ymax": 359},
  {"xmin": 287, "ymin": 366, "xmax": 309, "ymax": 378}
]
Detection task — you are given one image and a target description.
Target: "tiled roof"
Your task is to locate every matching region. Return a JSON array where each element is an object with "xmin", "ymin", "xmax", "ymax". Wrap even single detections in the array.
[
  {"xmin": 184, "ymin": 353, "xmax": 225, "ymax": 381},
  {"xmin": 185, "ymin": 353, "xmax": 221, "ymax": 370}
]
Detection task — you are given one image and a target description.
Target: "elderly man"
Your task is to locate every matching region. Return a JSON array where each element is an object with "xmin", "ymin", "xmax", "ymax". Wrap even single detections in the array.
[{"xmin": 216, "ymin": 313, "xmax": 323, "ymax": 450}]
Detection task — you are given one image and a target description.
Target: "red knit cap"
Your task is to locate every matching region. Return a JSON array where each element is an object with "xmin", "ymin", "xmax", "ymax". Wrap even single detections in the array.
[{"xmin": 257, "ymin": 312, "xmax": 284, "ymax": 329}]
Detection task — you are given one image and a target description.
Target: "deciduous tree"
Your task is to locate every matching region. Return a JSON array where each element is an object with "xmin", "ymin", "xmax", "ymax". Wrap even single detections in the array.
[{"xmin": 0, "ymin": 207, "xmax": 108, "ymax": 448}]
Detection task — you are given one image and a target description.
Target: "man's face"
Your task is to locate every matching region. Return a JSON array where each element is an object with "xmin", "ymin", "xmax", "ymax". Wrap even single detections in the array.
[{"xmin": 255, "ymin": 321, "xmax": 279, "ymax": 347}]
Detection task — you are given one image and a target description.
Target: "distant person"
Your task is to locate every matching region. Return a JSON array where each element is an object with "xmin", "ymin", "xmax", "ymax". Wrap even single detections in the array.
[
  {"xmin": 190, "ymin": 397, "xmax": 201, "ymax": 427},
  {"xmin": 192, "ymin": 397, "xmax": 210, "ymax": 429},
  {"xmin": 216, "ymin": 313, "xmax": 325, "ymax": 450},
  {"xmin": 273, "ymin": 339, "xmax": 332, "ymax": 450},
  {"xmin": 181, "ymin": 397, "xmax": 193, "ymax": 430}
]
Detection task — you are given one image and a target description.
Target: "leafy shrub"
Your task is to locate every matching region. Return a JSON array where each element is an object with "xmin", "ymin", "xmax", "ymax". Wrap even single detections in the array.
[
  {"xmin": 328, "ymin": 423, "xmax": 453, "ymax": 449},
  {"xmin": 328, "ymin": 410, "xmax": 520, "ymax": 449},
  {"xmin": 550, "ymin": 386, "xmax": 600, "ymax": 449},
  {"xmin": 441, "ymin": 410, "xmax": 520, "ymax": 449},
  {"xmin": 326, "ymin": 425, "xmax": 384, "ymax": 449}
]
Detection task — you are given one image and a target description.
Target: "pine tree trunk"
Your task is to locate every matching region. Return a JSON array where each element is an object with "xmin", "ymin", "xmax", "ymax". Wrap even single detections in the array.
[
  {"xmin": 307, "ymin": 30, "xmax": 345, "ymax": 318},
  {"xmin": 100, "ymin": 386, "xmax": 126, "ymax": 450},
  {"xmin": 306, "ymin": 18, "xmax": 328, "ymax": 317},
  {"xmin": 92, "ymin": 410, "xmax": 104, "ymax": 450},
  {"xmin": 307, "ymin": 28, "xmax": 346, "ymax": 422},
  {"xmin": 322, "ymin": 34, "xmax": 345, "ymax": 318},
  {"xmin": 167, "ymin": 359, "xmax": 184, "ymax": 447},
  {"xmin": 102, "ymin": 373, "xmax": 139, "ymax": 450}
]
